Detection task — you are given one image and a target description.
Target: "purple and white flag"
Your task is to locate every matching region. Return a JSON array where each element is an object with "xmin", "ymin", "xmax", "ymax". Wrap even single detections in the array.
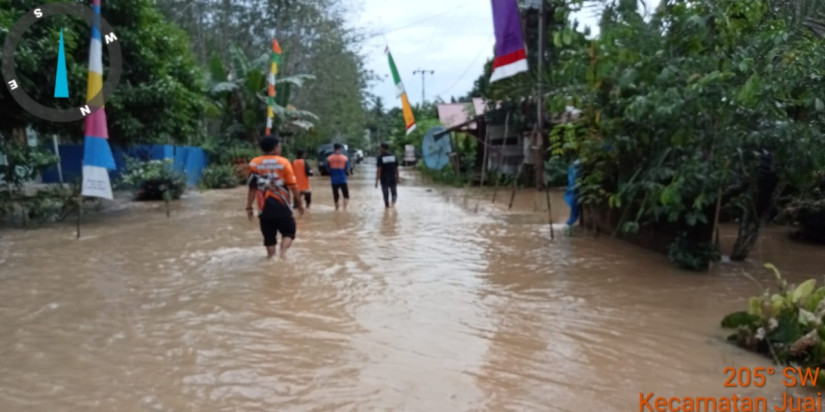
[{"xmin": 489, "ymin": 0, "xmax": 529, "ymax": 83}]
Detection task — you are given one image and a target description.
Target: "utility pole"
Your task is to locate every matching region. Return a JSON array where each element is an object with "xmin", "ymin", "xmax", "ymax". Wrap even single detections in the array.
[
  {"xmin": 535, "ymin": 0, "xmax": 546, "ymax": 190},
  {"xmin": 412, "ymin": 68, "xmax": 434, "ymax": 106}
]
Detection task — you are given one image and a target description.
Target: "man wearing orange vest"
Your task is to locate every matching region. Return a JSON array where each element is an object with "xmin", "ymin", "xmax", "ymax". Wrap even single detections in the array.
[
  {"xmin": 292, "ymin": 149, "xmax": 312, "ymax": 210},
  {"xmin": 326, "ymin": 143, "xmax": 350, "ymax": 210},
  {"xmin": 246, "ymin": 136, "xmax": 304, "ymax": 259}
]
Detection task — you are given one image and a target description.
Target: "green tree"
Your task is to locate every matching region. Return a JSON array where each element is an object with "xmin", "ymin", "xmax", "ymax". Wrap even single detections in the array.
[
  {"xmin": 0, "ymin": 0, "xmax": 207, "ymax": 146},
  {"xmin": 157, "ymin": 0, "xmax": 372, "ymax": 151},
  {"xmin": 549, "ymin": 0, "xmax": 825, "ymax": 266},
  {"xmin": 205, "ymin": 46, "xmax": 318, "ymax": 143}
]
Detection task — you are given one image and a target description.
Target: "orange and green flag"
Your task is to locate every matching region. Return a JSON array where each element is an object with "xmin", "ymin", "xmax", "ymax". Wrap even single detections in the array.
[
  {"xmin": 265, "ymin": 39, "xmax": 282, "ymax": 135},
  {"xmin": 386, "ymin": 46, "xmax": 416, "ymax": 135}
]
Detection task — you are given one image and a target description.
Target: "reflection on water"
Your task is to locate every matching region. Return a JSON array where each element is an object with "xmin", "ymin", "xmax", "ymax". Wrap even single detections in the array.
[{"xmin": 0, "ymin": 163, "xmax": 821, "ymax": 411}]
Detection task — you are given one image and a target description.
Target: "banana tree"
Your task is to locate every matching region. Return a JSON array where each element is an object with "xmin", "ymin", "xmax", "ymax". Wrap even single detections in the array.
[{"xmin": 205, "ymin": 45, "xmax": 319, "ymax": 142}]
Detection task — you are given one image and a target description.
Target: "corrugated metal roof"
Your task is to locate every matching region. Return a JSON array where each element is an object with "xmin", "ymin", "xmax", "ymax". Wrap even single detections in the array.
[{"xmin": 437, "ymin": 98, "xmax": 490, "ymax": 130}]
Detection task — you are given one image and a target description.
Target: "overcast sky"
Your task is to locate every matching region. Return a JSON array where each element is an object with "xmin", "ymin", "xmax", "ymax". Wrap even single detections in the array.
[{"xmin": 348, "ymin": 0, "xmax": 660, "ymax": 109}]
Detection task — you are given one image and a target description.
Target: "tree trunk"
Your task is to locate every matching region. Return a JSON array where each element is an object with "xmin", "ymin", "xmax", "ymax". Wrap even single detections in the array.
[
  {"xmin": 730, "ymin": 182, "xmax": 785, "ymax": 261},
  {"xmin": 730, "ymin": 207, "xmax": 760, "ymax": 261}
]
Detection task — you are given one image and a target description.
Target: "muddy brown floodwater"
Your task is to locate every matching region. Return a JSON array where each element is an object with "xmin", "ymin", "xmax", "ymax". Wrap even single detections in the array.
[{"xmin": 1, "ymin": 162, "xmax": 824, "ymax": 411}]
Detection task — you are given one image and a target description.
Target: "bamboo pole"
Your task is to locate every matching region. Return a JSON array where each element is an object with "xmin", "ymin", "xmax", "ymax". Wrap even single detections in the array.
[
  {"xmin": 52, "ymin": 135, "xmax": 63, "ymax": 184},
  {"xmin": 479, "ymin": 123, "xmax": 490, "ymax": 188},
  {"xmin": 509, "ymin": 163, "xmax": 522, "ymax": 209},
  {"xmin": 76, "ymin": 194, "xmax": 82, "ymax": 239},
  {"xmin": 546, "ymin": 188, "xmax": 555, "ymax": 240},
  {"xmin": 165, "ymin": 188, "xmax": 172, "ymax": 218},
  {"xmin": 510, "ymin": 126, "xmax": 536, "ymax": 209},
  {"xmin": 492, "ymin": 112, "xmax": 510, "ymax": 203},
  {"xmin": 535, "ymin": 0, "xmax": 546, "ymax": 190},
  {"xmin": 475, "ymin": 123, "xmax": 491, "ymax": 213}
]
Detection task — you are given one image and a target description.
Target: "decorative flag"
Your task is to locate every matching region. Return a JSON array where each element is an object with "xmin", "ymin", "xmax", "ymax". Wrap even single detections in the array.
[
  {"xmin": 489, "ymin": 0, "xmax": 529, "ymax": 83},
  {"xmin": 265, "ymin": 39, "xmax": 282, "ymax": 135},
  {"xmin": 81, "ymin": 0, "xmax": 115, "ymax": 200},
  {"xmin": 386, "ymin": 47, "xmax": 416, "ymax": 135}
]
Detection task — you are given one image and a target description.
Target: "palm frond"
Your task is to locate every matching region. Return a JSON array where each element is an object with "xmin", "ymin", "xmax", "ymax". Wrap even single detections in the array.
[
  {"xmin": 251, "ymin": 53, "xmax": 270, "ymax": 70},
  {"xmin": 288, "ymin": 120, "xmax": 315, "ymax": 131},
  {"xmin": 210, "ymin": 81, "xmax": 240, "ymax": 94},
  {"xmin": 229, "ymin": 45, "xmax": 251, "ymax": 79},
  {"xmin": 275, "ymin": 74, "xmax": 316, "ymax": 88},
  {"xmin": 207, "ymin": 52, "xmax": 228, "ymax": 84}
]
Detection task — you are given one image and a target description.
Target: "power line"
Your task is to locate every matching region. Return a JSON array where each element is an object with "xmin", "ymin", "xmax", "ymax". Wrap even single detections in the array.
[
  {"xmin": 362, "ymin": 1, "xmax": 475, "ymax": 41},
  {"xmin": 412, "ymin": 68, "xmax": 435, "ymax": 104},
  {"xmin": 433, "ymin": 35, "xmax": 493, "ymax": 100}
]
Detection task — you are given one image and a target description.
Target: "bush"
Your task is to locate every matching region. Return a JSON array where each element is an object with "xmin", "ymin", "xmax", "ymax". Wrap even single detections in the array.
[
  {"xmin": 201, "ymin": 136, "xmax": 258, "ymax": 165},
  {"xmin": 118, "ymin": 157, "xmax": 187, "ymax": 201},
  {"xmin": 0, "ymin": 141, "xmax": 58, "ymax": 189},
  {"xmin": 200, "ymin": 164, "xmax": 239, "ymax": 189},
  {"xmin": 782, "ymin": 173, "xmax": 825, "ymax": 244},
  {"xmin": 666, "ymin": 232, "xmax": 720, "ymax": 271},
  {"xmin": 784, "ymin": 197, "xmax": 825, "ymax": 244},
  {"xmin": 201, "ymin": 136, "xmax": 258, "ymax": 184},
  {"xmin": 544, "ymin": 156, "xmax": 569, "ymax": 188},
  {"xmin": 0, "ymin": 183, "xmax": 96, "ymax": 227},
  {"xmin": 722, "ymin": 264, "xmax": 825, "ymax": 380},
  {"xmin": 415, "ymin": 160, "xmax": 468, "ymax": 187}
]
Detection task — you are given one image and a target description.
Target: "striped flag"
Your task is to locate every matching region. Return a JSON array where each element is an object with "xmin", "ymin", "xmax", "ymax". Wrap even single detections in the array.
[
  {"xmin": 386, "ymin": 47, "xmax": 416, "ymax": 135},
  {"xmin": 489, "ymin": 0, "xmax": 529, "ymax": 83},
  {"xmin": 81, "ymin": 0, "xmax": 115, "ymax": 200},
  {"xmin": 265, "ymin": 39, "xmax": 282, "ymax": 135}
]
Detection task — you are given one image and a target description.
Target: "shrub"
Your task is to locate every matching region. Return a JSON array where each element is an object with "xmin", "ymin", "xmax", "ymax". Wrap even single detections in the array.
[
  {"xmin": 782, "ymin": 173, "xmax": 825, "ymax": 244},
  {"xmin": 0, "ymin": 141, "xmax": 58, "ymax": 189},
  {"xmin": 415, "ymin": 160, "xmax": 468, "ymax": 187},
  {"xmin": 118, "ymin": 157, "xmax": 187, "ymax": 201},
  {"xmin": 544, "ymin": 156, "xmax": 569, "ymax": 188},
  {"xmin": 200, "ymin": 164, "xmax": 239, "ymax": 189},
  {"xmin": 784, "ymin": 197, "xmax": 825, "ymax": 244},
  {"xmin": 722, "ymin": 264, "xmax": 825, "ymax": 380},
  {"xmin": 666, "ymin": 232, "xmax": 720, "ymax": 271},
  {"xmin": 201, "ymin": 136, "xmax": 258, "ymax": 165},
  {"xmin": 201, "ymin": 136, "xmax": 258, "ymax": 184},
  {"xmin": 0, "ymin": 183, "xmax": 96, "ymax": 227}
]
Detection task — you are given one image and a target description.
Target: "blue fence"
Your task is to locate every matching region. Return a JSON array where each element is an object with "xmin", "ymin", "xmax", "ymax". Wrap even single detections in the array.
[{"xmin": 41, "ymin": 144, "xmax": 209, "ymax": 186}]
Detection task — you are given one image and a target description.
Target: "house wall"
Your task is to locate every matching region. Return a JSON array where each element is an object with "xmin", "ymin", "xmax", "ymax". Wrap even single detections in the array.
[{"xmin": 485, "ymin": 124, "xmax": 525, "ymax": 175}]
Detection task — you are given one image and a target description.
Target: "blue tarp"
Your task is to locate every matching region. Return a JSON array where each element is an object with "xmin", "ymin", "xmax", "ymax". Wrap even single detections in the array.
[
  {"xmin": 41, "ymin": 144, "xmax": 209, "ymax": 186},
  {"xmin": 174, "ymin": 146, "xmax": 208, "ymax": 186},
  {"xmin": 40, "ymin": 144, "xmax": 84, "ymax": 183},
  {"xmin": 564, "ymin": 160, "xmax": 580, "ymax": 226}
]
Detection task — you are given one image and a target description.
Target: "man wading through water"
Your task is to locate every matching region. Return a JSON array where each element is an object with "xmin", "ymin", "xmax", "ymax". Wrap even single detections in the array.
[
  {"xmin": 292, "ymin": 149, "xmax": 312, "ymax": 210},
  {"xmin": 375, "ymin": 142, "xmax": 399, "ymax": 208},
  {"xmin": 247, "ymin": 136, "xmax": 304, "ymax": 259},
  {"xmin": 326, "ymin": 143, "xmax": 351, "ymax": 210}
]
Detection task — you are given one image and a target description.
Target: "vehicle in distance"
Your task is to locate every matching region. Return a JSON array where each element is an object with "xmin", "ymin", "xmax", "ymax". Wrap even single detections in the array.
[{"xmin": 318, "ymin": 143, "xmax": 354, "ymax": 176}]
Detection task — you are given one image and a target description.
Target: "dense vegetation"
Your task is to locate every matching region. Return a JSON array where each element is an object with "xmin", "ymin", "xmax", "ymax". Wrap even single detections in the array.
[
  {"xmin": 465, "ymin": 0, "xmax": 825, "ymax": 269},
  {"xmin": 1, "ymin": 0, "xmax": 377, "ymax": 218},
  {"xmin": 0, "ymin": 0, "xmax": 206, "ymax": 146},
  {"xmin": 156, "ymin": 0, "xmax": 372, "ymax": 152}
]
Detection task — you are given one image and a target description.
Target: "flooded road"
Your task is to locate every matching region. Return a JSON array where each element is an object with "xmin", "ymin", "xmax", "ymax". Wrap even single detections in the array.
[{"xmin": 1, "ymin": 162, "xmax": 823, "ymax": 411}]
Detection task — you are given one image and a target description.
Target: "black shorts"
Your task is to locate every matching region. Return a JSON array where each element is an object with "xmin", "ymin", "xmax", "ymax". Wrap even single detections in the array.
[
  {"xmin": 259, "ymin": 215, "xmax": 296, "ymax": 246},
  {"xmin": 332, "ymin": 183, "xmax": 349, "ymax": 202}
]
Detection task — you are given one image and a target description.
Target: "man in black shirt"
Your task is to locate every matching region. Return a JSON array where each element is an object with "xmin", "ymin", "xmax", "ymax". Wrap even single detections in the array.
[{"xmin": 375, "ymin": 142, "xmax": 400, "ymax": 208}]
